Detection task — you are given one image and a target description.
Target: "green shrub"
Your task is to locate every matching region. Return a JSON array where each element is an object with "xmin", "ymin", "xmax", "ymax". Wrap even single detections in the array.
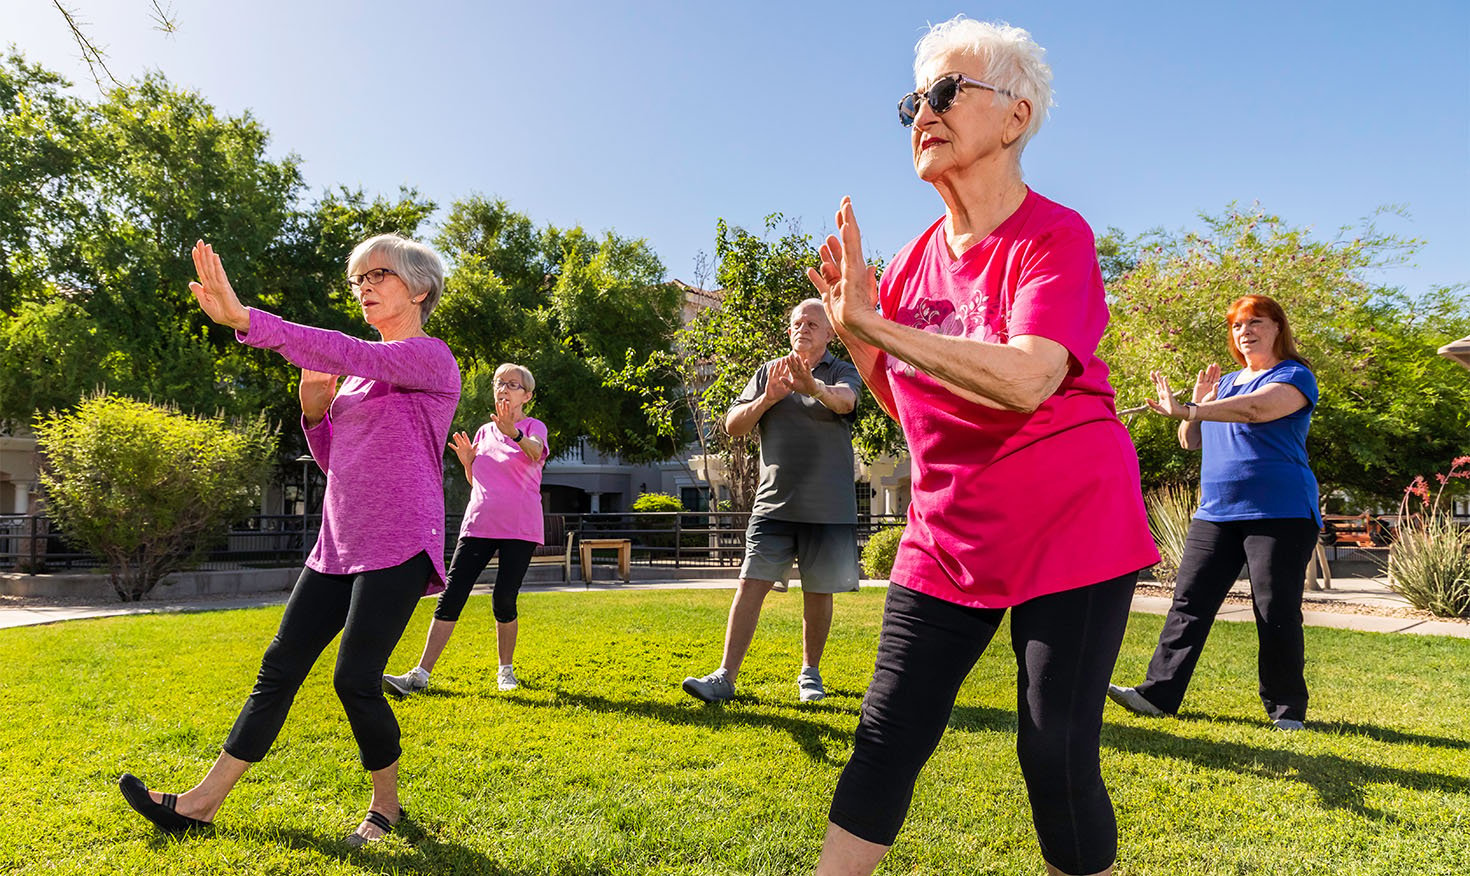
[
  {"xmin": 1145, "ymin": 483, "xmax": 1199, "ymax": 586},
  {"xmin": 35, "ymin": 394, "xmax": 276, "ymax": 601},
  {"xmin": 861, "ymin": 525, "xmax": 906, "ymax": 579},
  {"xmin": 1388, "ymin": 516, "xmax": 1470, "ymax": 617},
  {"xmin": 631, "ymin": 493, "xmax": 683, "ymax": 513}
]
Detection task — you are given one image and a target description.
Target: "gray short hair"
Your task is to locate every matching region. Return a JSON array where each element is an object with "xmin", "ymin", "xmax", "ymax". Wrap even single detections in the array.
[
  {"xmin": 914, "ymin": 16, "xmax": 1054, "ymax": 152},
  {"xmin": 790, "ymin": 298, "xmax": 827, "ymax": 321},
  {"xmin": 494, "ymin": 362, "xmax": 535, "ymax": 393},
  {"xmin": 347, "ymin": 234, "xmax": 445, "ymax": 323}
]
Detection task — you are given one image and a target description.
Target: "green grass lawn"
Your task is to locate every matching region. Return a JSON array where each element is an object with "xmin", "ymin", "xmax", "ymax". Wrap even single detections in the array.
[{"xmin": 0, "ymin": 587, "xmax": 1466, "ymax": 875}]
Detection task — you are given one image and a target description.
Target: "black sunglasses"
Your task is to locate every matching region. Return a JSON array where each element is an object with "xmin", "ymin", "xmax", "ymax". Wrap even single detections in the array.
[{"xmin": 898, "ymin": 74, "xmax": 1014, "ymax": 127}]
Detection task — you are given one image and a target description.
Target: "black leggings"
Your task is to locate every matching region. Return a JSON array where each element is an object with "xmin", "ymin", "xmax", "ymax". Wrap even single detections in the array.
[
  {"xmin": 830, "ymin": 573, "xmax": 1137, "ymax": 876},
  {"xmin": 223, "ymin": 552, "xmax": 430, "ymax": 771},
  {"xmin": 435, "ymin": 537, "xmax": 537, "ymax": 623},
  {"xmin": 1134, "ymin": 517, "xmax": 1318, "ymax": 722}
]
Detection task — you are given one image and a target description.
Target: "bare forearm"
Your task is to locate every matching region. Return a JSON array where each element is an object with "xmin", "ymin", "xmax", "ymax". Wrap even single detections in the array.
[
  {"xmin": 832, "ymin": 322, "xmax": 896, "ymax": 420},
  {"xmin": 725, "ymin": 398, "xmax": 774, "ymax": 437},
  {"xmin": 808, "ymin": 383, "xmax": 856, "ymax": 415},
  {"xmin": 854, "ymin": 318, "xmax": 1061, "ymax": 412},
  {"xmin": 1178, "ymin": 419, "xmax": 1202, "ymax": 450}
]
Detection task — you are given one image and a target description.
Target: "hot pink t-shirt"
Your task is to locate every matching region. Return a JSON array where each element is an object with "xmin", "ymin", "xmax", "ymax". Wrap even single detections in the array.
[
  {"xmin": 877, "ymin": 189, "xmax": 1159, "ymax": 608},
  {"xmin": 459, "ymin": 417, "xmax": 549, "ymax": 544}
]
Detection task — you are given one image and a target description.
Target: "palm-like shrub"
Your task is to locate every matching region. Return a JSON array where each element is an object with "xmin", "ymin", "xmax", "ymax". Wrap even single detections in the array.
[
  {"xmin": 1145, "ymin": 484, "xmax": 1200, "ymax": 586},
  {"xmin": 1388, "ymin": 458, "xmax": 1470, "ymax": 617}
]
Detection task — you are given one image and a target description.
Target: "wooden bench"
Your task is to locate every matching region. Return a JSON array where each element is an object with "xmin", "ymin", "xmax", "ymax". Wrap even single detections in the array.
[{"xmin": 579, "ymin": 538, "xmax": 631, "ymax": 584}]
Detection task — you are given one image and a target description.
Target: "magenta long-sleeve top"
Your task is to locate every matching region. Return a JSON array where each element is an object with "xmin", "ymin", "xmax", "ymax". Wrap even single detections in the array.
[{"xmin": 237, "ymin": 307, "xmax": 462, "ymax": 594}]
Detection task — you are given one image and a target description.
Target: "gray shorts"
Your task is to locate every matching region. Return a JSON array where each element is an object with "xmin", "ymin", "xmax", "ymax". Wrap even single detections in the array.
[{"xmin": 739, "ymin": 516, "xmax": 860, "ymax": 594}]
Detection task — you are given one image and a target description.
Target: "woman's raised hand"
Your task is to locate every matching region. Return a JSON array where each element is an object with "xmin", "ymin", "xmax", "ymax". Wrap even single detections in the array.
[
  {"xmin": 298, "ymin": 369, "xmax": 338, "ymax": 427},
  {"xmin": 448, "ymin": 431, "xmax": 476, "ymax": 469},
  {"xmin": 1192, "ymin": 363, "xmax": 1221, "ymax": 404},
  {"xmin": 188, "ymin": 241, "xmax": 251, "ymax": 331},
  {"xmin": 1144, "ymin": 370, "xmax": 1191, "ymax": 420},
  {"xmin": 492, "ymin": 396, "xmax": 520, "ymax": 437},
  {"xmin": 806, "ymin": 198, "xmax": 880, "ymax": 340}
]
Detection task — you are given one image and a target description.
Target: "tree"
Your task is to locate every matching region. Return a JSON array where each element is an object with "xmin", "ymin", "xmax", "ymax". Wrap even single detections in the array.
[
  {"xmin": 1100, "ymin": 205, "xmax": 1470, "ymax": 506},
  {"xmin": 433, "ymin": 196, "xmax": 687, "ymax": 470},
  {"xmin": 34, "ymin": 395, "xmax": 277, "ymax": 601},
  {"xmin": 664, "ymin": 216, "xmax": 907, "ymax": 512}
]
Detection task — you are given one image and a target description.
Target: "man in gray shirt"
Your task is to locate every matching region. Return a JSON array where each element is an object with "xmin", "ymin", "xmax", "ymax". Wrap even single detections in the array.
[{"xmin": 683, "ymin": 299, "xmax": 863, "ymax": 704}]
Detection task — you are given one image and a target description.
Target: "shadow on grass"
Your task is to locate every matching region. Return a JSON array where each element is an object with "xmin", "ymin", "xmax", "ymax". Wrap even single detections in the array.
[
  {"xmin": 260, "ymin": 819, "xmax": 514, "ymax": 876},
  {"xmin": 949, "ymin": 704, "xmax": 1470, "ymax": 823},
  {"xmin": 513, "ymin": 689, "xmax": 856, "ymax": 764},
  {"xmin": 1179, "ymin": 712, "xmax": 1470, "ymax": 750}
]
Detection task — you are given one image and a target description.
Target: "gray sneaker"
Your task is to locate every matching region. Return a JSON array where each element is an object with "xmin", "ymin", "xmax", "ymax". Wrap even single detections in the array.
[
  {"xmin": 1273, "ymin": 718, "xmax": 1306, "ymax": 731},
  {"xmin": 1107, "ymin": 684, "xmax": 1165, "ymax": 717},
  {"xmin": 797, "ymin": 666, "xmax": 825, "ymax": 702},
  {"xmin": 682, "ymin": 670, "xmax": 734, "ymax": 703},
  {"xmin": 383, "ymin": 666, "xmax": 429, "ymax": 697},
  {"xmin": 497, "ymin": 665, "xmax": 519, "ymax": 691}
]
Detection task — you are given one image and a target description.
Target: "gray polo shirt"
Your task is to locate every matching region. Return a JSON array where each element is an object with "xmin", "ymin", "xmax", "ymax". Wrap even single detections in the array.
[{"xmin": 734, "ymin": 352, "xmax": 862, "ymax": 524}]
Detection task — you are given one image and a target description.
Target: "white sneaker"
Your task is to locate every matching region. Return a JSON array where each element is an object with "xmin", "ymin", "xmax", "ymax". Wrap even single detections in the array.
[
  {"xmin": 383, "ymin": 666, "xmax": 429, "ymax": 697},
  {"xmin": 797, "ymin": 666, "xmax": 826, "ymax": 702},
  {"xmin": 1107, "ymin": 684, "xmax": 1165, "ymax": 717},
  {"xmin": 497, "ymin": 665, "xmax": 519, "ymax": 691}
]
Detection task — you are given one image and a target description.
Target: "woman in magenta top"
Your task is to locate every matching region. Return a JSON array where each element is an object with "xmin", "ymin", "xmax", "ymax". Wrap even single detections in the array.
[
  {"xmin": 805, "ymin": 17, "xmax": 1157, "ymax": 876},
  {"xmin": 384, "ymin": 362, "xmax": 548, "ymax": 696},
  {"xmin": 120, "ymin": 234, "xmax": 460, "ymax": 848}
]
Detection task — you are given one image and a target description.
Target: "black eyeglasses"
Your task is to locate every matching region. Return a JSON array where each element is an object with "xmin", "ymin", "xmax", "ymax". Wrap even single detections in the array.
[
  {"xmin": 347, "ymin": 268, "xmax": 398, "ymax": 289},
  {"xmin": 898, "ymin": 74, "xmax": 1014, "ymax": 127}
]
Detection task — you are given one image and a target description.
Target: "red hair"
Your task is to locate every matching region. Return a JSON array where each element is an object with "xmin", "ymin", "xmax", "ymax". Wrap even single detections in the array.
[{"xmin": 1225, "ymin": 295, "xmax": 1311, "ymax": 369}]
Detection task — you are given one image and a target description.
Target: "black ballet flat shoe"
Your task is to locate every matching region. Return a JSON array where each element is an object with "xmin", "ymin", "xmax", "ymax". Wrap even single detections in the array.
[
  {"xmin": 344, "ymin": 807, "xmax": 406, "ymax": 849},
  {"xmin": 118, "ymin": 773, "xmax": 212, "ymax": 833}
]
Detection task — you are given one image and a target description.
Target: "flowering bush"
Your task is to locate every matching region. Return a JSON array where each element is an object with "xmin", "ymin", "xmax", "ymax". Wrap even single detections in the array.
[{"xmin": 1387, "ymin": 456, "xmax": 1470, "ymax": 617}]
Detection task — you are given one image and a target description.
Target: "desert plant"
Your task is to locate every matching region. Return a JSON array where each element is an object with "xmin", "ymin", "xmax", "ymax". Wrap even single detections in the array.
[
  {"xmin": 1387, "ymin": 457, "xmax": 1470, "ymax": 617},
  {"xmin": 1145, "ymin": 483, "xmax": 1200, "ymax": 586},
  {"xmin": 34, "ymin": 394, "xmax": 277, "ymax": 601},
  {"xmin": 861, "ymin": 525, "xmax": 906, "ymax": 579}
]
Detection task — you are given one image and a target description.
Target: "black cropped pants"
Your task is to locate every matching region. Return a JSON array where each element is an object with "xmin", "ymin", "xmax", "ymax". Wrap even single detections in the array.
[
  {"xmin": 829, "ymin": 573, "xmax": 1137, "ymax": 876},
  {"xmin": 223, "ymin": 552, "xmax": 429, "ymax": 771},
  {"xmin": 435, "ymin": 537, "xmax": 537, "ymax": 623}
]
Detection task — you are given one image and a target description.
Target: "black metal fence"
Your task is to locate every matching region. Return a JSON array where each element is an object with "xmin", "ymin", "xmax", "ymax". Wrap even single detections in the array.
[{"xmin": 0, "ymin": 512, "xmax": 910, "ymax": 573}]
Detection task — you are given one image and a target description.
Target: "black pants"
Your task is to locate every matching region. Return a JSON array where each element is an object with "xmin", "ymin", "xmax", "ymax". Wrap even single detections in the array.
[
  {"xmin": 435, "ymin": 537, "xmax": 537, "ymax": 623},
  {"xmin": 830, "ymin": 573, "xmax": 1137, "ymax": 876},
  {"xmin": 1134, "ymin": 517, "xmax": 1318, "ymax": 722},
  {"xmin": 223, "ymin": 552, "xmax": 430, "ymax": 771}
]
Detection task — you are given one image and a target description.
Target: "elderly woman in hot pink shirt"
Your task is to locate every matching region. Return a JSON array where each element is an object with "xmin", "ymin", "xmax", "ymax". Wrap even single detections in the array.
[
  {"xmin": 384, "ymin": 362, "xmax": 548, "ymax": 696},
  {"xmin": 804, "ymin": 17, "xmax": 1157, "ymax": 876},
  {"xmin": 120, "ymin": 234, "xmax": 460, "ymax": 848}
]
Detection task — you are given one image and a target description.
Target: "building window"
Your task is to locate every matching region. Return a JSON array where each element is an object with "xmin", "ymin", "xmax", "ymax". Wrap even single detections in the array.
[
  {"xmin": 681, "ymin": 486, "xmax": 709, "ymax": 512},
  {"xmin": 855, "ymin": 480, "xmax": 872, "ymax": 517}
]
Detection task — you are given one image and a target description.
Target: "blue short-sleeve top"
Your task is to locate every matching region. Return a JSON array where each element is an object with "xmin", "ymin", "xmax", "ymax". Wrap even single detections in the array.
[{"xmin": 1196, "ymin": 360, "xmax": 1321, "ymax": 526}]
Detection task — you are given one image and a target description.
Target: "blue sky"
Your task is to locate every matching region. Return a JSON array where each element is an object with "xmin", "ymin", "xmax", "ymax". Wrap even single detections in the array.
[{"xmin": 10, "ymin": 1, "xmax": 1469, "ymax": 296}]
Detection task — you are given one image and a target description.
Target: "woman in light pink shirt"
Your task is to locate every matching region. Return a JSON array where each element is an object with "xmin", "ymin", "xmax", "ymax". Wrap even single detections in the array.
[
  {"xmin": 805, "ymin": 17, "xmax": 1156, "ymax": 876},
  {"xmin": 385, "ymin": 362, "xmax": 548, "ymax": 696}
]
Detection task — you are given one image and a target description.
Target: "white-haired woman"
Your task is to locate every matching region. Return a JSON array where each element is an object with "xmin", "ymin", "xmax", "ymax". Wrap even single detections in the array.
[
  {"xmin": 384, "ymin": 362, "xmax": 548, "ymax": 695},
  {"xmin": 806, "ymin": 17, "xmax": 1157, "ymax": 876},
  {"xmin": 120, "ymin": 234, "xmax": 461, "ymax": 848}
]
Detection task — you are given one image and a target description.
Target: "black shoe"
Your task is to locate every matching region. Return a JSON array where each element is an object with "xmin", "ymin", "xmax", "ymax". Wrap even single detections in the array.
[
  {"xmin": 118, "ymin": 773, "xmax": 212, "ymax": 833},
  {"xmin": 344, "ymin": 807, "xmax": 406, "ymax": 848}
]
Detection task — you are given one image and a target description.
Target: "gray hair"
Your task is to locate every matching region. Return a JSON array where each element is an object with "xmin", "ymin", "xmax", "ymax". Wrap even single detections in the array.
[
  {"xmin": 790, "ymin": 297, "xmax": 828, "ymax": 321},
  {"xmin": 494, "ymin": 362, "xmax": 536, "ymax": 393},
  {"xmin": 347, "ymin": 233, "xmax": 445, "ymax": 323},
  {"xmin": 914, "ymin": 16, "xmax": 1054, "ymax": 152}
]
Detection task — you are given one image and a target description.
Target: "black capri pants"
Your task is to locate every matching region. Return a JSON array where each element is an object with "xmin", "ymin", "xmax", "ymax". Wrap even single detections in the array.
[
  {"xmin": 435, "ymin": 537, "xmax": 538, "ymax": 623},
  {"xmin": 1134, "ymin": 517, "xmax": 1318, "ymax": 722},
  {"xmin": 223, "ymin": 551, "xmax": 430, "ymax": 771},
  {"xmin": 830, "ymin": 572, "xmax": 1137, "ymax": 876}
]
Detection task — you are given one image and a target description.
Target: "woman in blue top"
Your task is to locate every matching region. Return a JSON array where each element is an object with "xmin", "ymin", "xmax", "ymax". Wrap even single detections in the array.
[{"xmin": 1109, "ymin": 294, "xmax": 1320, "ymax": 731}]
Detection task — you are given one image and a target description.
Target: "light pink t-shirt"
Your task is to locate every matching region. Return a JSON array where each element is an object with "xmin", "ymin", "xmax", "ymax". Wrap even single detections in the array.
[
  {"xmin": 459, "ymin": 418, "xmax": 549, "ymax": 544},
  {"xmin": 877, "ymin": 189, "xmax": 1159, "ymax": 608}
]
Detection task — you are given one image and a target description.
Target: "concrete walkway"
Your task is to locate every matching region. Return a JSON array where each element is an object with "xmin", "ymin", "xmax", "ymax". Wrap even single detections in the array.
[{"xmin": 1, "ymin": 572, "xmax": 1466, "ymax": 638}]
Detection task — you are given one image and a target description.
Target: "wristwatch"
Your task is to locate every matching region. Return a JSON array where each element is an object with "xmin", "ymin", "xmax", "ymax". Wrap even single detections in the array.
[{"xmin": 512, "ymin": 427, "xmax": 524, "ymax": 442}]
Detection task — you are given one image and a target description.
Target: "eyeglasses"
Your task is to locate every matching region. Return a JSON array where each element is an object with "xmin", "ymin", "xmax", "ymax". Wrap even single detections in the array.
[
  {"xmin": 347, "ymin": 268, "xmax": 398, "ymax": 289},
  {"xmin": 898, "ymin": 74, "xmax": 1014, "ymax": 127},
  {"xmin": 494, "ymin": 380, "xmax": 525, "ymax": 391}
]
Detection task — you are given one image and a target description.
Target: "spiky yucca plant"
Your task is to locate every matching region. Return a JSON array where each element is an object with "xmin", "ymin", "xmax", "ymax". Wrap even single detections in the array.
[{"xmin": 1145, "ymin": 484, "xmax": 1200, "ymax": 586}]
